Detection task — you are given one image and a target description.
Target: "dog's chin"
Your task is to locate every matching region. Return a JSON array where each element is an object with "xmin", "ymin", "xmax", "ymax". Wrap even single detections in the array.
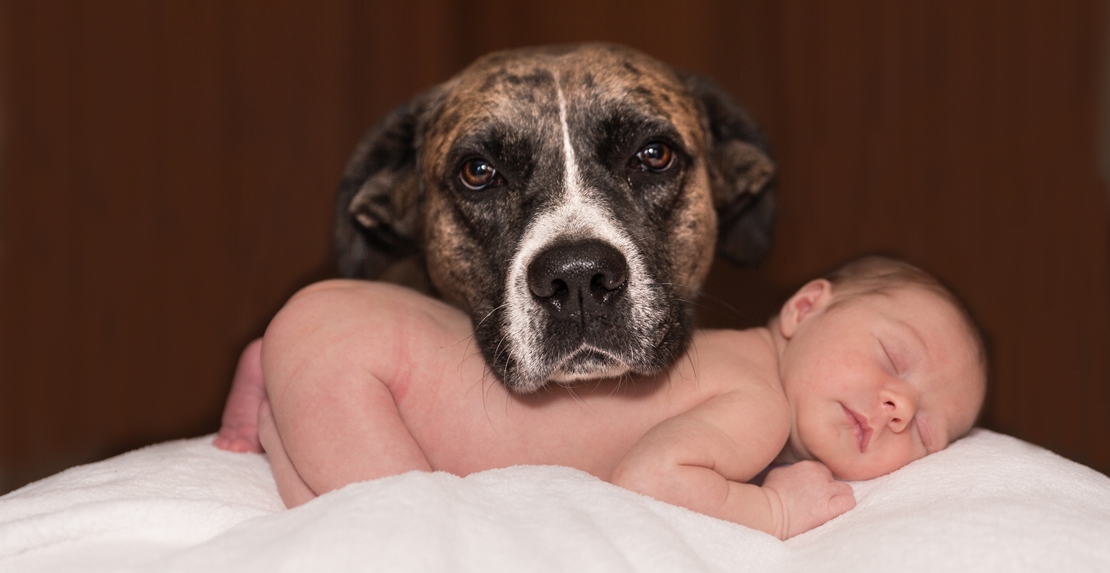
[
  {"xmin": 548, "ymin": 353, "xmax": 630, "ymax": 384},
  {"xmin": 500, "ymin": 348, "xmax": 632, "ymax": 394},
  {"xmin": 547, "ymin": 349, "xmax": 631, "ymax": 386}
]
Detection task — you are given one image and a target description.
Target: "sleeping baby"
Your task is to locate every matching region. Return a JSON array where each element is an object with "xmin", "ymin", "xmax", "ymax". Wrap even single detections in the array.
[{"xmin": 214, "ymin": 256, "xmax": 987, "ymax": 540}]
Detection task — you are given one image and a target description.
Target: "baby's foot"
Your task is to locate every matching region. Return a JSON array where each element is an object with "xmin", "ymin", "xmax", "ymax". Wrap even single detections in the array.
[{"xmin": 213, "ymin": 338, "xmax": 266, "ymax": 453}]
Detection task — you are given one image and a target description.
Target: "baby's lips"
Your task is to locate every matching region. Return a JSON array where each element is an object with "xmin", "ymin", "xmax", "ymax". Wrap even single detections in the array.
[{"xmin": 841, "ymin": 404, "xmax": 873, "ymax": 452}]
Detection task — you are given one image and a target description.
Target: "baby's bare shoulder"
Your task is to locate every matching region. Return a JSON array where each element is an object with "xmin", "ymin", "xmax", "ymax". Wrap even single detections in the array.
[
  {"xmin": 659, "ymin": 328, "xmax": 789, "ymax": 481},
  {"xmin": 686, "ymin": 328, "xmax": 781, "ymax": 391}
]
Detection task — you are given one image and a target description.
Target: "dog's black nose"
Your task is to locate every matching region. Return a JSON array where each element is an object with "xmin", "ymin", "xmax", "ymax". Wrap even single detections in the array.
[{"xmin": 527, "ymin": 240, "xmax": 629, "ymax": 320}]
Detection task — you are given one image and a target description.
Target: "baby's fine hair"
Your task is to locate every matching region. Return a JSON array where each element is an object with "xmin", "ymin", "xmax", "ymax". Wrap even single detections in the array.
[{"xmin": 824, "ymin": 255, "xmax": 989, "ymax": 372}]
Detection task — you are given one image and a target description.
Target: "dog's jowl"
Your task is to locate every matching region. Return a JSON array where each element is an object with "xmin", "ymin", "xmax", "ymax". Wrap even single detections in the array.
[{"xmin": 335, "ymin": 43, "xmax": 776, "ymax": 393}]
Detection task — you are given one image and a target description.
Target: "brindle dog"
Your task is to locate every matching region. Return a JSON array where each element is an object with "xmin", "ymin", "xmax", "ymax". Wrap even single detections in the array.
[{"xmin": 336, "ymin": 43, "xmax": 775, "ymax": 393}]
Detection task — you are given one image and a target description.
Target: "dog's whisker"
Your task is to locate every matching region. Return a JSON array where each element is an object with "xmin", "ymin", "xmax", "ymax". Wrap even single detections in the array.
[
  {"xmin": 478, "ymin": 364, "xmax": 498, "ymax": 426},
  {"xmin": 455, "ymin": 304, "xmax": 508, "ymax": 350},
  {"xmin": 656, "ymin": 343, "xmax": 679, "ymax": 390},
  {"xmin": 688, "ymin": 289, "xmax": 767, "ymax": 324},
  {"xmin": 607, "ymin": 371, "xmax": 631, "ymax": 397},
  {"xmin": 458, "ymin": 303, "xmax": 512, "ymax": 368},
  {"xmin": 642, "ymin": 280, "xmax": 752, "ymax": 322},
  {"xmin": 491, "ymin": 346, "xmax": 512, "ymax": 388},
  {"xmin": 565, "ymin": 383, "xmax": 594, "ymax": 411},
  {"xmin": 474, "ymin": 302, "xmax": 509, "ymax": 331},
  {"xmin": 501, "ymin": 379, "xmax": 515, "ymax": 418},
  {"xmin": 683, "ymin": 339, "xmax": 701, "ymax": 389}
]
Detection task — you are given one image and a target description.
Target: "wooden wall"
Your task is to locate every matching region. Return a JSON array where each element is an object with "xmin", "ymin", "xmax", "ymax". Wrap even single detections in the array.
[{"xmin": 1, "ymin": 0, "xmax": 1107, "ymax": 492}]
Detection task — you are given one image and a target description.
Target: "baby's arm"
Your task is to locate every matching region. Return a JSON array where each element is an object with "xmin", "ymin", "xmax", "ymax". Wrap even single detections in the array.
[
  {"xmin": 611, "ymin": 391, "xmax": 855, "ymax": 539},
  {"xmin": 758, "ymin": 459, "xmax": 856, "ymax": 539}
]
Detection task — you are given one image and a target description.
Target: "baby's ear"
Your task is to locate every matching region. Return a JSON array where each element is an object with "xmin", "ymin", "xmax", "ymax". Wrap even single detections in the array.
[{"xmin": 778, "ymin": 279, "xmax": 834, "ymax": 339}]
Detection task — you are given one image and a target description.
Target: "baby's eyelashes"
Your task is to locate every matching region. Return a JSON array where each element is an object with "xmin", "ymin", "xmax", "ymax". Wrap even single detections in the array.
[{"xmin": 879, "ymin": 339, "xmax": 900, "ymax": 374}]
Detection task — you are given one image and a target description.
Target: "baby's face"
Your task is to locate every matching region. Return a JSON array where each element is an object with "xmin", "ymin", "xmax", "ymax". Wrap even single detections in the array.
[{"xmin": 778, "ymin": 285, "xmax": 985, "ymax": 481}]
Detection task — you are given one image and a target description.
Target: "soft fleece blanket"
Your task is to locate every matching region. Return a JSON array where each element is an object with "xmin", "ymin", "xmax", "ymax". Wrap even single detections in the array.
[{"xmin": 1, "ymin": 429, "xmax": 1109, "ymax": 572}]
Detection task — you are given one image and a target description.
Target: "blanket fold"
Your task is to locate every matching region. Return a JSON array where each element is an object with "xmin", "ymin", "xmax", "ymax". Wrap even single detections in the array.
[{"xmin": 1, "ymin": 429, "xmax": 1108, "ymax": 573}]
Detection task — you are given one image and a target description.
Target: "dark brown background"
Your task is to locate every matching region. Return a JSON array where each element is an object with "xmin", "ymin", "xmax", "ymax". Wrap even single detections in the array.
[{"xmin": 2, "ymin": 1, "xmax": 1107, "ymax": 493}]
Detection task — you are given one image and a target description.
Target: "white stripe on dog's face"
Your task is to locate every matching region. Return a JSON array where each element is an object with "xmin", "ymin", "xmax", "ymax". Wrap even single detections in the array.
[
  {"xmin": 502, "ymin": 82, "xmax": 663, "ymax": 392},
  {"xmin": 557, "ymin": 84, "xmax": 583, "ymax": 207}
]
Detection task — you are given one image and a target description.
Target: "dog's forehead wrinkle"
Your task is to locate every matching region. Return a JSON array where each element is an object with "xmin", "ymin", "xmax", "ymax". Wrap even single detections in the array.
[
  {"xmin": 559, "ymin": 79, "xmax": 703, "ymax": 163},
  {"xmin": 472, "ymin": 60, "xmax": 557, "ymax": 98},
  {"xmin": 449, "ymin": 121, "xmax": 536, "ymax": 163}
]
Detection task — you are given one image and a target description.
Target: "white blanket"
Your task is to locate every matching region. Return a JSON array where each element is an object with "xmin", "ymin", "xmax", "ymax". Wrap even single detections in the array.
[{"xmin": 1, "ymin": 429, "xmax": 1108, "ymax": 572}]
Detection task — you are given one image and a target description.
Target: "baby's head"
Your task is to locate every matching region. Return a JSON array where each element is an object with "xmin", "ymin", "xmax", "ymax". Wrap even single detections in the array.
[{"xmin": 771, "ymin": 256, "xmax": 987, "ymax": 481}]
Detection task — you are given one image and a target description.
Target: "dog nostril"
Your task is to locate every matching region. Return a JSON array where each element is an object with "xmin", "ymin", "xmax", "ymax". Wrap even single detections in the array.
[
  {"xmin": 532, "ymin": 277, "xmax": 568, "ymax": 300},
  {"xmin": 591, "ymin": 259, "xmax": 627, "ymax": 292}
]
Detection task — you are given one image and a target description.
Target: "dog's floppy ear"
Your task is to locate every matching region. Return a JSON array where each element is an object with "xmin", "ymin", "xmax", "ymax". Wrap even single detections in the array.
[
  {"xmin": 684, "ymin": 73, "xmax": 777, "ymax": 266},
  {"xmin": 335, "ymin": 89, "xmax": 441, "ymax": 279}
]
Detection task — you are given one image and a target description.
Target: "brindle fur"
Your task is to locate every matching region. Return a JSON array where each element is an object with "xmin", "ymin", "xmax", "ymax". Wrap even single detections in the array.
[{"xmin": 336, "ymin": 43, "xmax": 775, "ymax": 392}]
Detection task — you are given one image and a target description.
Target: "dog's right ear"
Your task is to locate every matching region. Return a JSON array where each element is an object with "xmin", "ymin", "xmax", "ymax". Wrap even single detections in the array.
[
  {"xmin": 335, "ymin": 89, "xmax": 441, "ymax": 279},
  {"xmin": 682, "ymin": 73, "xmax": 777, "ymax": 267}
]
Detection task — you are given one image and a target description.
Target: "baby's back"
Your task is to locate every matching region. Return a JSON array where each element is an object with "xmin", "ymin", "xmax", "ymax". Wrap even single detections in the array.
[{"xmin": 370, "ymin": 283, "xmax": 784, "ymax": 480}]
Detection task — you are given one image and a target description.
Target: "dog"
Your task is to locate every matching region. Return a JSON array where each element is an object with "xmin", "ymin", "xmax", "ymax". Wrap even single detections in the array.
[{"xmin": 334, "ymin": 43, "xmax": 775, "ymax": 394}]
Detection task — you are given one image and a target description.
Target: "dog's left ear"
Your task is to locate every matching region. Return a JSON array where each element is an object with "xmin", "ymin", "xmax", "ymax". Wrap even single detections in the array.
[
  {"xmin": 335, "ymin": 87, "xmax": 443, "ymax": 279},
  {"xmin": 683, "ymin": 73, "xmax": 777, "ymax": 266}
]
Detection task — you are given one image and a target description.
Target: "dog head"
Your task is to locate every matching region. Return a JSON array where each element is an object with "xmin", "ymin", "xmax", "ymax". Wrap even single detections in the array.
[{"xmin": 336, "ymin": 44, "xmax": 775, "ymax": 393}]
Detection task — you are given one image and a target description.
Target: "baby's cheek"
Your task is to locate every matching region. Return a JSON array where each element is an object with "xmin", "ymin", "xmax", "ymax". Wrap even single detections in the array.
[
  {"xmin": 843, "ymin": 448, "xmax": 919, "ymax": 481},
  {"xmin": 821, "ymin": 453, "xmax": 866, "ymax": 481},
  {"xmin": 794, "ymin": 417, "xmax": 839, "ymax": 466}
]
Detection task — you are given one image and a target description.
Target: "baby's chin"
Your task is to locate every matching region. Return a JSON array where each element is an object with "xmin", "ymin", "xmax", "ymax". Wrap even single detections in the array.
[{"xmin": 830, "ymin": 467, "xmax": 875, "ymax": 482}]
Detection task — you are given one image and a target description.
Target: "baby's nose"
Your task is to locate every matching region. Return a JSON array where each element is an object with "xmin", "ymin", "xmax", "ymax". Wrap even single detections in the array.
[{"xmin": 881, "ymin": 391, "xmax": 916, "ymax": 433}]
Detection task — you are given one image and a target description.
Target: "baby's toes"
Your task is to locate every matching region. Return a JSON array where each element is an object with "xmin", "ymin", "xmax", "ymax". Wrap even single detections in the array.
[{"xmin": 214, "ymin": 427, "xmax": 263, "ymax": 453}]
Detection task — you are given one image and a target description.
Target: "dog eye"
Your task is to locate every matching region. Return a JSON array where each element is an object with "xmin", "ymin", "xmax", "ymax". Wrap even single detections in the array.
[
  {"xmin": 459, "ymin": 159, "xmax": 500, "ymax": 190},
  {"xmin": 633, "ymin": 142, "xmax": 674, "ymax": 172}
]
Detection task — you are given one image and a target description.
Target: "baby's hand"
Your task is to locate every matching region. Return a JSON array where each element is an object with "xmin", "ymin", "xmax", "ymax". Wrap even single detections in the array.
[{"xmin": 762, "ymin": 460, "xmax": 855, "ymax": 539}]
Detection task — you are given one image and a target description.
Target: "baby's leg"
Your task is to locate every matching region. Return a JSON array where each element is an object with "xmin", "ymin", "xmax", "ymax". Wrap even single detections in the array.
[
  {"xmin": 261, "ymin": 281, "xmax": 435, "ymax": 502},
  {"xmin": 257, "ymin": 396, "xmax": 316, "ymax": 507},
  {"xmin": 213, "ymin": 338, "xmax": 266, "ymax": 453},
  {"xmin": 265, "ymin": 357, "xmax": 434, "ymax": 501}
]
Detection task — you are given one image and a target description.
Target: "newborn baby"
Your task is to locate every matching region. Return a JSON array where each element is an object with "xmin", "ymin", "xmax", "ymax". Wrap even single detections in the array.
[{"xmin": 215, "ymin": 256, "xmax": 987, "ymax": 540}]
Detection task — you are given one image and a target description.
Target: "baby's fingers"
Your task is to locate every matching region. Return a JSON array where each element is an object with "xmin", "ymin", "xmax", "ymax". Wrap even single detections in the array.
[{"xmin": 826, "ymin": 484, "xmax": 856, "ymax": 516}]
